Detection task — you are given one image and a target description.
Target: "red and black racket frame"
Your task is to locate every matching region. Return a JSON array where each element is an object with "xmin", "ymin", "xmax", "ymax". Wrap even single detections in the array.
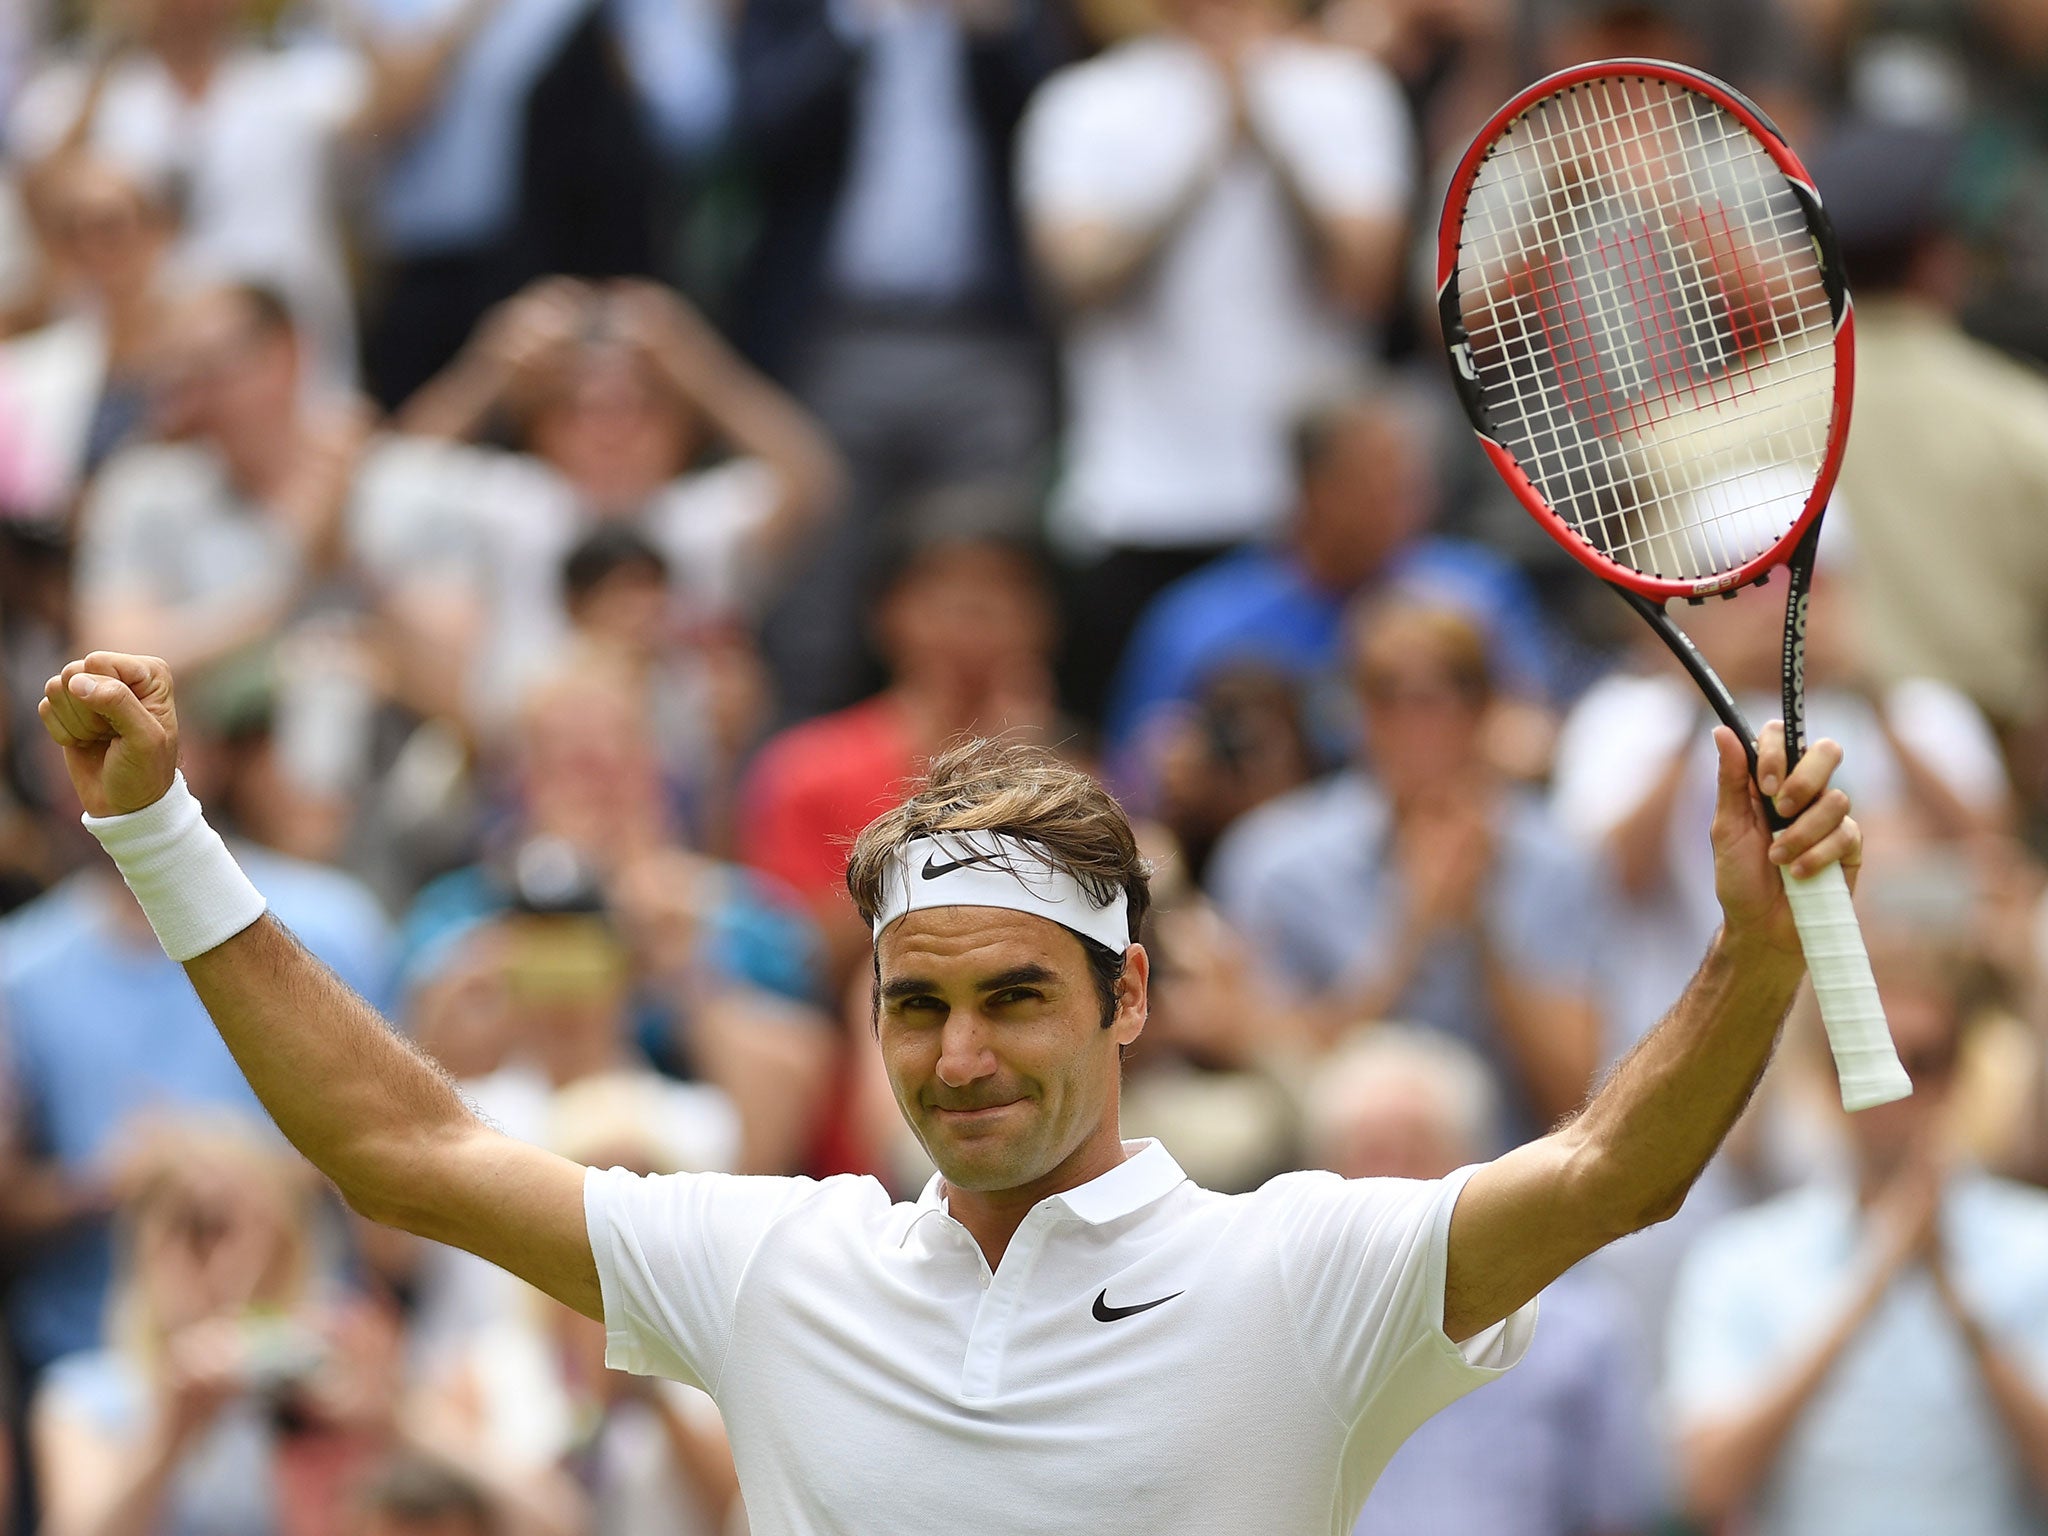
[{"xmin": 1435, "ymin": 57, "xmax": 1856, "ymax": 823}]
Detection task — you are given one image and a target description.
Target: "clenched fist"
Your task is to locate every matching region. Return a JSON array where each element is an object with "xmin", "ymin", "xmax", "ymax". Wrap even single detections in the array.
[{"xmin": 39, "ymin": 652, "xmax": 180, "ymax": 818}]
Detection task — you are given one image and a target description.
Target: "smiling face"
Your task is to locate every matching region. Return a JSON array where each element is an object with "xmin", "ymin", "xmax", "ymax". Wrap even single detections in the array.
[{"xmin": 875, "ymin": 907, "xmax": 1147, "ymax": 1197}]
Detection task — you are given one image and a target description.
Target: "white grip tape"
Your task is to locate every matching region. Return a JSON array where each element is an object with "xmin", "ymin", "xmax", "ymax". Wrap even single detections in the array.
[
  {"xmin": 81, "ymin": 772, "xmax": 267, "ymax": 962},
  {"xmin": 1779, "ymin": 861, "xmax": 1911, "ymax": 1111}
]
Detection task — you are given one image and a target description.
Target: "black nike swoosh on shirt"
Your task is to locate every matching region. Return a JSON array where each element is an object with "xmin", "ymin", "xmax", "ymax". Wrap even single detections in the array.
[
  {"xmin": 921, "ymin": 851, "xmax": 1006, "ymax": 880},
  {"xmin": 1092, "ymin": 1289, "xmax": 1183, "ymax": 1323}
]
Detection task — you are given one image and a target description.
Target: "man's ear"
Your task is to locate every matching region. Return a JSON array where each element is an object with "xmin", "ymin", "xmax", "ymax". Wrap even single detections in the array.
[{"xmin": 1112, "ymin": 943, "xmax": 1149, "ymax": 1049}]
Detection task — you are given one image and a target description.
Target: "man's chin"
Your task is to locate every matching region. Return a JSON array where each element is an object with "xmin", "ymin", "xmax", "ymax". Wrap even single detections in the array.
[{"xmin": 922, "ymin": 1120, "xmax": 1050, "ymax": 1193}]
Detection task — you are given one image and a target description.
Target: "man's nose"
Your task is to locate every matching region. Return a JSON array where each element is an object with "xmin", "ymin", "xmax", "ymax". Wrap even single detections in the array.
[{"xmin": 935, "ymin": 1011, "xmax": 997, "ymax": 1088}]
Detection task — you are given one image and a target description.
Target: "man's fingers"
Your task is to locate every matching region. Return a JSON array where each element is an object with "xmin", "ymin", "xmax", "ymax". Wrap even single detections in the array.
[
  {"xmin": 1772, "ymin": 805, "xmax": 1862, "ymax": 880},
  {"xmin": 65, "ymin": 670, "xmax": 162, "ymax": 742},
  {"xmin": 1754, "ymin": 720, "xmax": 1787, "ymax": 797},
  {"xmin": 1770, "ymin": 736, "xmax": 1844, "ymax": 821},
  {"xmin": 45, "ymin": 668, "xmax": 102, "ymax": 743},
  {"xmin": 1711, "ymin": 726, "xmax": 1755, "ymax": 823},
  {"xmin": 1768, "ymin": 784, "xmax": 1851, "ymax": 862},
  {"xmin": 37, "ymin": 694, "xmax": 86, "ymax": 748},
  {"xmin": 81, "ymin": 650, "xmax": 170, "ymax": 702}
]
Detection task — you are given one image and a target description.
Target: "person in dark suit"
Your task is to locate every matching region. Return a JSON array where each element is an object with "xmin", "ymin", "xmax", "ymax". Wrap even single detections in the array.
[{"xmin": 732, "ymin": 0, "xmax": 1072, "ymax": 719}]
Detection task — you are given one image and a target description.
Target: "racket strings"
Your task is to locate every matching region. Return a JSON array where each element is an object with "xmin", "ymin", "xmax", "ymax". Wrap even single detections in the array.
[{"xmin": 1456, "ymin": 76, "xmax": 1837, "ymax": 584}]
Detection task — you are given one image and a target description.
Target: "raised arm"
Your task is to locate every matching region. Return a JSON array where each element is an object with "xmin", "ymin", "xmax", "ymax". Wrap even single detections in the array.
[
  {"xmin": 37, "ymin": 652, "xmax": 600, "ymax": 1318},
  {"xmin": 1443, "ymin": 722, "xmax": 1858, "ymax": 1340}
]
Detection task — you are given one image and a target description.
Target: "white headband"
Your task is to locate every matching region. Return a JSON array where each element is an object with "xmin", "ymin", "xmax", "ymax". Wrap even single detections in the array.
[{"xmin": 872, "ymin": 833, "xmax": 1131, "ymax": 955}]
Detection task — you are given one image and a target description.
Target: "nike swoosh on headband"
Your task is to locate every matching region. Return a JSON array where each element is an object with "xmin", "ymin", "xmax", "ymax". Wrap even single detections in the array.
[{"xmin": 921, "ymin": 851, "xmax": 1006, "ymax": 880}]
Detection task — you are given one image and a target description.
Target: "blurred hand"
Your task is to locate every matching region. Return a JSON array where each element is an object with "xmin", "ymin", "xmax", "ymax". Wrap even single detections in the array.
[
  {"xmin": 300, "ymin": 1302, "xmax": 403, "ymax": 1436},
  {"xmin": 1710, "ymin": 723, "xmax": 1857, "ymax": 962},
  {"xmin": 1396, "ymin": 794, "xmax": 1494, "ymax": 937},
  {"xmin": 159, "ymin": 1317, "xmax": 253, "ymax": 1445},
  {"xmin": 39, "ymin": 652, "xmax": 179, "ymax": 817},
  {"xmin": 1862, "ymin": 1140, "xmax": 1944, "ymax": 1281},
  {"xmin": 276, "ymin": 401, "xmax": 376, "ymax": 565},
  {"xmin": 610, "ymin": 847, "xmax": 710, "ymax": 982},
  {"xmin": 604, "ymin": 279, "xmax": 731, "ymax": 399},
  {"xmin": 473, "ymin": 278, "xmax": 590, "ymax": 382}
]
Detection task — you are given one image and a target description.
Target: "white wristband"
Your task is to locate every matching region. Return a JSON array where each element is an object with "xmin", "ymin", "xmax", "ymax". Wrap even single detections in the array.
[{"xmin": 81, "ymin": 772, "xmax": 268, "ymax": 962}]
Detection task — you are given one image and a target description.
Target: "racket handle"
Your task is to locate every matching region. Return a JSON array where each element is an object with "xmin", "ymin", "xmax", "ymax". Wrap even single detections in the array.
[{"xmin": 1778, "ymin": 862, "xmax": 1912, "ymax": 1110}]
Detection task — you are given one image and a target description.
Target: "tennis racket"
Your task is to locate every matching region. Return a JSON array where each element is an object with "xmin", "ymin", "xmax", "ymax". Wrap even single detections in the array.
[{"xmin": 1435, "ymin": 58, "xmax": 1910, "ymax": 1110}]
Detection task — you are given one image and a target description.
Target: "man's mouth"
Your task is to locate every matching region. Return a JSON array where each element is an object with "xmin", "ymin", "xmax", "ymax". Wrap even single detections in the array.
[{"xmin": 931, "ymin": 1100, "xmax": 1023, "ymax": 1121}]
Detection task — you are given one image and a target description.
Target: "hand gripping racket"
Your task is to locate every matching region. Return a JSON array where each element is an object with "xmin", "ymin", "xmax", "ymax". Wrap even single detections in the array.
[{"xmin": 1435, "ymin": 59, "xmax": 1910, "ymax": 1109}]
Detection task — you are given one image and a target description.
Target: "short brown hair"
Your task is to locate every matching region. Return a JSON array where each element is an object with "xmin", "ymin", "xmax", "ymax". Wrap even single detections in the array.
[
  {"xmin": 845, "ymin": 738, "xmax": 1150, "ymax": 948},
  {"xmin": 1347, "ymin": 597, "xmax": 1493, "ymax": 703}
]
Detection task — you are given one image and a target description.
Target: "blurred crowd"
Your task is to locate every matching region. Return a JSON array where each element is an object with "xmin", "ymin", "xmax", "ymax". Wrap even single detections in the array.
[{"xmin": 0, "ymin": 0, "xmax": 2046, "ymax": 1530}]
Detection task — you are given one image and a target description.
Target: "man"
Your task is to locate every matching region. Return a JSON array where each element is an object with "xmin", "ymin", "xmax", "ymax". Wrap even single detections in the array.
[
  {"xmin": 38, "ymin": 645, "xmax": 1859, "ymax": 1533},
  {"xmin": 733, "ymin": 0, "xmax": 1068, "ymax": 718},
  {"xmin": 1209, "ymin": 600, "xmax": 1604, "ymax": 1143},
  {"xmin": 1102, "ymin": 388, "xmax": 1561, "ymax": 785},
  {"xmin": 1815, "ymin": 123, "xmax": 2048, "ymax": 773},
  {"xmin": 1668, "ymin": 947, "xmax": 2048, "ymax": 1536},
  {"xmin": 1312, "ymin": 1026, "xmax": 1662, "ymax": 1536},
  {"xmin": 1016, "ymin": 0, "xmax": 1412, "ymax": 718},
  {"xmin": 74, "ymin": 283, "xmax": 368, "ymax": 684}
]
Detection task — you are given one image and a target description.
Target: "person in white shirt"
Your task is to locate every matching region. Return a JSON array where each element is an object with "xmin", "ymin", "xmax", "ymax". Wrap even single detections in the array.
[
  {"xmin": 1017, "ymin": 0, "xmax": 1412, "ymax": 715},
  {"xmin": 8, "ymin": 0, "xmax": 491, "ymax": 393},
  {"xmin": 39, "ymin": 647, "xmax": 1861, "ymax": 1535}
]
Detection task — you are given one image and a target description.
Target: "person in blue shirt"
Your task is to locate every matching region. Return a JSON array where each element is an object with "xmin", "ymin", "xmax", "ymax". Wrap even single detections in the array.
[
  {"xmin": 1669, "ymin": 944, "xmax": 2048, "ymax": 1536},
  {"xmin": 1103, "ymin": 388, "xmax": 1565, "ymax": 800},
  {"xmin": 0, "ymin": 743, "xmax": 393, "ymax": 1377}
]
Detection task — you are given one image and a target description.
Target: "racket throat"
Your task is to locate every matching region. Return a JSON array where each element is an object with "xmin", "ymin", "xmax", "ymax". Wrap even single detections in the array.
[{"xmin": 1612, "ymin": 585, "xmax": 1788, "ymax": 830}]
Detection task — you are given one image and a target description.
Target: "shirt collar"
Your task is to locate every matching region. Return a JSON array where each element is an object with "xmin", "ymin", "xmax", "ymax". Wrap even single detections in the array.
[{"xmin": 906, "ymin": 1139, "xmax": 1189, "ymax": 1240}]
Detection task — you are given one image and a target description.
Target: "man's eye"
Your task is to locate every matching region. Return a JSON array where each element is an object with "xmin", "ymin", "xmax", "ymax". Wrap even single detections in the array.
[{"xmin": 990, "ymin": 988, "xmax": 1044, "ymax": 1007}]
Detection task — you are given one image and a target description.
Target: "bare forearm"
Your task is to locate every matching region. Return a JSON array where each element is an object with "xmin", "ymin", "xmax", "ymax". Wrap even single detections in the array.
[
  {"xmin": 182, "ymin": 914, "xmax": 479, "ymax": 1224},
  {"xmin": 396, "ymin": 354, "xmax": 506, "ymax": 440},
  {"xmin": 1950, "ymin": 1304, "xmax": 2048, "ymax": 1499},
  {"xmin": 82, "ymin": 595, "xmax": 296, "ymax": 680},
  {"xmin": 655, "ymin": 345, "xmax": 843, "ymax": 563},
  {"xmin": 48, "ymin": 1427, "xmax": 188, "ymax": 1536},
  {"xmin": 1446, "ymin": 931, "xmax": 1801, "ymax": 1337},
  {"xmin": 1574, "ymin": 931, "xmax": 1800, "ymax": 1232}
]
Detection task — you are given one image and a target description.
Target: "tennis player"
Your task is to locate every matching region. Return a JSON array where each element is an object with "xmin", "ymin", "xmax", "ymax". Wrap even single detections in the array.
[{"xmin": 41, "ymin": 650, "xmax": 1859, "ymax": 1535}]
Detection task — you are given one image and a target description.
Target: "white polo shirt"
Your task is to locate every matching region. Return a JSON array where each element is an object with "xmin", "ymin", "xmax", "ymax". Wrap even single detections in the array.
[{"xmin": 586, "ymin": 1140, "xmax": 1535, "ymax": 1534}]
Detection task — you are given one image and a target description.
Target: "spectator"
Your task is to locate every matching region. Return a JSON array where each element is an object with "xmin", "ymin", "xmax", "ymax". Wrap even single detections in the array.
[
  {"xmin": 1668, "ymin": 945, "xmax": 2048, "ymax": 1536},
  {"xmin": 1553, "ymin": 539, "xmax": 2014, "ymax": 1062},
  {"xmin": 72, "ymin": 282, "xmax": 369, "ymax": 688},
  {"xmin": 399, "ymin": 671, "xmax": 834, "ymax": 1179},
  {"xmin": 553, "ymin": 525, "xmax": 769, "ymax": 857},
  {"xmin": 392, "ymin": 846, "xmax": 744, "ymax": 1375},
  {"xmin": 1208, "ymin": 598, "xmax": 1604, "ymax": 1145},
  {"xmin": 28, "ymin": 1118, "xmax": 401, "ymax": 1536},
  {"xmin": 373, "ymin": 277, "xmax": 842, "ymax": 738},
  {"xmin": 1017, "ymin": 0, "xmax": 1412, "ymax": 719},
  {"xmin": 5, "ymin": 0, "xmax": 453, "ymax": 392},
  {"xmin": 352, "ymin": 0, "xmax": 731, "ymax": 409},
  {"xmin": 739, "ymin": 528, "xmax": 1065, "ymax": 985},
  {"xmin": 1812, "ymin": 123, "xmax": 2048, "ymax": 799},
  {"xmin": 0, "ymin": 153, "xmax": 173, "ymax": 508},
  {"xmin": 0, "ymin": 708, "xmax": 393, "ymax": 1381},
  {"xmin": 1102, "ymin": 387, "xmax": 1563, "ymax": 793},
  {"xmin": 1313, "ymin": 1026, "xmax": 1664, "ymax": 1536},
  {"xmin": 413, "ymin": 1078, "xmax": 743, "ymax": 1536},
  {"xmin": 732, "ymin": 0, "xmax": 1069, "ymax": 718},
  {"xmin": 1144, "ymin": 662, "xmax": 1319, "ymax": 884}
]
